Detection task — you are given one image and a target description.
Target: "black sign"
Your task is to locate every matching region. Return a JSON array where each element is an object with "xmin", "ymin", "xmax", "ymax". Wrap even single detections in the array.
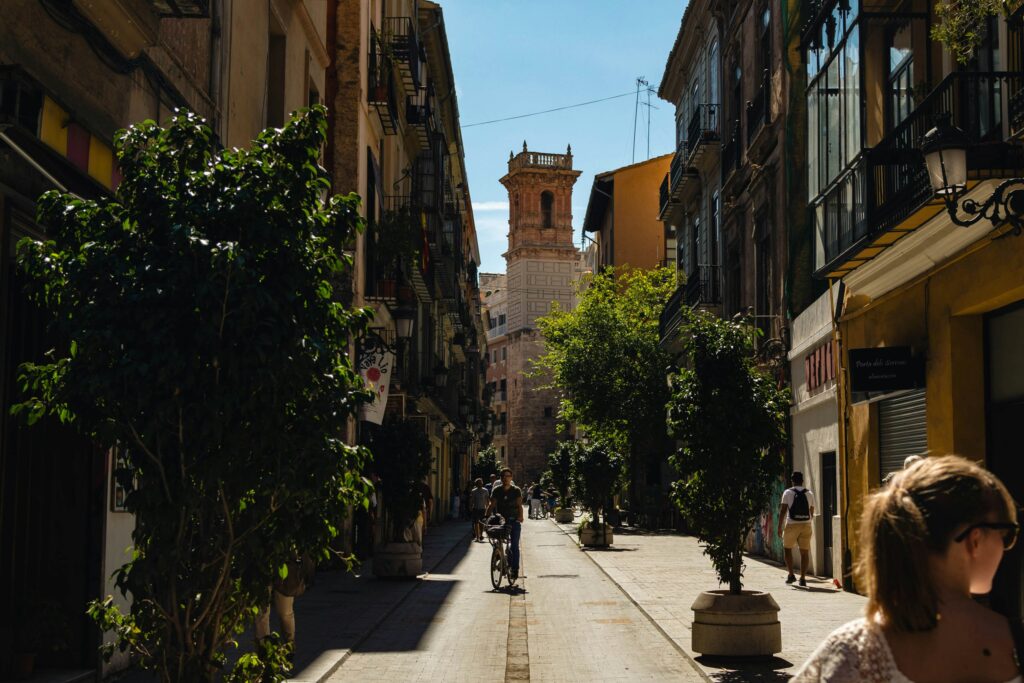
[{"xmin": 848, "ymin": 347, "xmax": 923, "ymax": 394}]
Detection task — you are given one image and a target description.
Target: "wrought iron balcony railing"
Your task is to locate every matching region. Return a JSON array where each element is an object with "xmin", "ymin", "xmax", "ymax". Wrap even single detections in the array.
[
  {"xmin": 368, "ymin": 28, "xmax": 398, "ymax": 135},
  {"xmin": 747, "ymin": 72, "xmax": 770, "ymax": 144},
  {"xmin": 382, "ymin": 16, "xmax": 421, "ymax": 90},
  {"xmin": 686, "ymin": 103, "xmax": 720, "ymax": 158},
  {"xmin": 684, "ymin": 264, "xmax": 722, "ymax": 308}
]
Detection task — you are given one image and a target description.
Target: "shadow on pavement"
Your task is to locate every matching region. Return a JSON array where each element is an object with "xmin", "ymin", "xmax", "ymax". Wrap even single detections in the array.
[{"xmin": 695, "ymin": 655, "xmax": 794, "ymax": 682}]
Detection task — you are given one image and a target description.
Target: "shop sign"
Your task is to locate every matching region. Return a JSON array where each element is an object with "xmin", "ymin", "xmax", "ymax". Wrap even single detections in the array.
[
  {"xmin": 358, "ymin": 338, "xmax": 394, "ymax": 425},
  {"xmin": 848, "ymin": 346, "xmax": 923, "ymax": 395}
]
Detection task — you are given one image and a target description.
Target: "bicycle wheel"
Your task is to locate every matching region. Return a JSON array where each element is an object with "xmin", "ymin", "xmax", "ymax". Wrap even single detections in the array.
[{"xmin": 490, "ymin": 545, "xmax": 504, "ymax": 589}]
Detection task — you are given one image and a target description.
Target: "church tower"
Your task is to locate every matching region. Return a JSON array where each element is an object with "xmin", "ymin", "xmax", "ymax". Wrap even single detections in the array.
[{"xmin": 499, "ymin": 142, "xmax": 581, "ymax": 482}]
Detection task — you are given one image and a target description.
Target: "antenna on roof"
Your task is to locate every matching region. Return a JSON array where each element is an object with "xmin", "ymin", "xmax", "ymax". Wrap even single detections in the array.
[{"xmin": 632, "ymin": 77, "xmax": 648, "ymax": 164}]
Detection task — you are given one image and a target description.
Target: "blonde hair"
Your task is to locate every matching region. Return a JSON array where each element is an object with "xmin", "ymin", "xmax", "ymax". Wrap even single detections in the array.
[{"xmin": 856, "ymin": 455, "xmax": 1017, "ymax": 632}]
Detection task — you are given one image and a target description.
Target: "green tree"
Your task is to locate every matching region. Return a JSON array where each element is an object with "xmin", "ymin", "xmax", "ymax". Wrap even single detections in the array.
[
  {"xmin": 14, "ymin": 107, "xmax": 372, "ymax": 681},
  {"xmin": 572, "ymin": 439, "xmax": 625, "ymax": 543},
  {"xmin": 932, "ymin": 0, "xmax": 1021, "ymax": 64},
  {"xmin": 666, "ymin": 309, "xmax": 789, "ymax": 594},
  {"xmin": 546, "ymin": 440, "xmax": 577, "ymax": 509},
  {"xmin": 365, "ymin": 418, "xmax": 433, "ymax": 542},
  {"xmin": 535, "ymin": 266, "xmax": 675, "ymax": 505},
  {"xmin": 471, "ymin": 445, "xmax": 501, "ymax": 483}
]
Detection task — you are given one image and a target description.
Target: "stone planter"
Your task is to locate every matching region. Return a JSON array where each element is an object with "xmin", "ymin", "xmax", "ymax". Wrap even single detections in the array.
[
  {"xmin": 372, "ymin": 541, "xmax": 422, "ymax": 578},
  {"xmin": 578, "ymin": 523, "xmax": 613, "ymax": 547},
  {"xmin": 690, "ymin": 590, "xmax": 781, "ymax": 656},
  {"xmin": 554, "ymin": 508, "xmax": 574, "ymax": 523}
]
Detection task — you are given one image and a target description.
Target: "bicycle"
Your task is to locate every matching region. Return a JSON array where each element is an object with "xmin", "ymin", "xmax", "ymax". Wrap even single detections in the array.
[{"xmin": 485, "ymin": 514, "xmax": 517, "ymax": 589}]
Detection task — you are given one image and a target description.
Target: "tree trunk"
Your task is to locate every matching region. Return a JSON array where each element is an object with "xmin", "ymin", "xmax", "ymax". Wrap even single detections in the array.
[{"xmin": 729, "ymin": 549, "xmax": 743, "ymax": 594}]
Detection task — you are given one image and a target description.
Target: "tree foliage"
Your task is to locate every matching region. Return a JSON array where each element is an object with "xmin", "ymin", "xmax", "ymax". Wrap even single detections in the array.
[
  {"xmin": 14, "ymin": 107, "xmax": 372, "ymax": 681},
  {"xmin": 932, "ymin": 0, "xmax": 1021, "ymax": 64},
  {"xmin": 365, "ymin": 417, "xmax": 433, "ymax": 542},
  {"xmin": 571, "ymin": 439, "xmax": 625, "ymax": 533},
  {"xmin": 535, "ymin": 267, "xmax": 675, "ymax": 483},
  {"xmin": 546, "ymin": 440, "xmax": 577, "ymax": 509},
  {"xmin": 666, "ymin": 310, "xmax": 789, "ymax": 594},
  {"xmin": 471, "ymin": 445, "xmax": 502, "ymax": 483}
]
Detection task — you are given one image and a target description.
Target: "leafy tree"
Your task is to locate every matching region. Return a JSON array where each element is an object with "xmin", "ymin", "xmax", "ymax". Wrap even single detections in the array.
[
  {"xmin": 572, "ymin": 440, "xmax": 625, "ymax": 543},
  {"xmin": 666, "ymin": 309, "xmax": 789, "ymax": 594},
  {"xmin": 546, "ymin": 440, "xmax": 577, "ymax": 509},
  {"xmin": 535, "ymin": 266, "xmax": 675, "ymax": 504},
  {"xmin": 471, "ymin": 445, "xmax": 501, "ymax": 483},
  {"xmin": 14, "ymin": 107, "xmax": 372, "ymax": 681},
  {"xmin": 365, "ymin": 417, "xmax": 433, "ymax": 542},
  {"xmin": 932, "ymin": 0, "xmax": 1022, "ymax": 64}
]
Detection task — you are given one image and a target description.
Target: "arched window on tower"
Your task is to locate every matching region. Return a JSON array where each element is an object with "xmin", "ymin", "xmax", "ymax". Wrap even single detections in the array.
[{"xmin": 541, "ymin": 191, "xmax": 554, "ymax": 228}]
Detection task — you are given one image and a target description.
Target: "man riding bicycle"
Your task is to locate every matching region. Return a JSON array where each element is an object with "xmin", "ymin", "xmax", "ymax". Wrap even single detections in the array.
[{"xmin": 485, "ymin": 467, "xmax": 524, "ymax": 579}]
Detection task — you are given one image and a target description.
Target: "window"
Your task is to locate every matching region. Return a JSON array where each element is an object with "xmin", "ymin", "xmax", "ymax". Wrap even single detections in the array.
[
  {"xmin": 544, "ymin": 407, "xmax": 553, "ymax": 418},
  {"xmin": 267, "ymin": 17, "xmax": 287, "ymax": 128},
  {"xmin": 887, "ymin": 23, "xmax": 914, "ymax": 129},
  {"xmin": 501, "ymin": 347, "xmax": 507, "ymax": 360},
  {"xmin": 708, "ymin": 40, "xmax": 720, "ymax": 107},
  {"xmin": 755, "ymin": 214, "xmax": 772, "ymax": 339},
  {"xmin": 541, "ymin": 191, "xmax": 554, "ymax": 228},
  {"xmin": 726, "ymin": 240, "xmax": 742, "ymax": 317},
  {"xmin": 498, "ymin": 313, "xmax": 506, "ymax": 326},
  {"xmin": 760, "ymin": 3, "xmax": 772, "ymax": 82}
]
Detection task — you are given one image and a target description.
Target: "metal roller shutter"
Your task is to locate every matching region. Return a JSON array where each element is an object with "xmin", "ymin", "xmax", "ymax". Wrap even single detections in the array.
[{"xmin": 879, "ymin": 389, "xmax": 927, "ymax": 481}]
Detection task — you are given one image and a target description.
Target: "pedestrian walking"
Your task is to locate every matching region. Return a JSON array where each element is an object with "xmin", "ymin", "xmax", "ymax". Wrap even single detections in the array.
[
  {"xmin": 530, "ymin": 481, "xmax": 544, "ymax": 519},
  {"xmin": 255, "ymin": 553, "xmax": 315, "ymax": 657},
  {"xmin": 485, "ymin": 473, "xmax": 498, "ymax": 495},
  {"xmin": 778, "ymin": 471, "xmax": 816, "ymax": 587},
  {"xmin": 470, "ymin": 477, "xmax": 489, "ymax": 541},
  {"xmin": 791, "ymin": 455, "xmax": 1021, "ymax": 683}
]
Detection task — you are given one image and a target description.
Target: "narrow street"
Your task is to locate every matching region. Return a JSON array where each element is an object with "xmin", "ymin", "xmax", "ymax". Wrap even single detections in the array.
[{"xmin": 330, "ymin": 517, "xmax": 704, "ymax": 682}]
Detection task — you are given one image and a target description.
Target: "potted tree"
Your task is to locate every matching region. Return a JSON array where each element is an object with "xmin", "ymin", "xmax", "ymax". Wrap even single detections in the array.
[
  {"xmin": 547, "ymin": 440, "xmax": 576, "ymax": 523},
  {"xmin": 367, "ymin": 417, "xmax": 433, "ymax": 578},
  {"xmin": 667, "ymin": 308, "xmax": 789, "ymax": 656},
  {"xmin": 572, "ymin": 440, "xmax": 624, "ymax": 547}
]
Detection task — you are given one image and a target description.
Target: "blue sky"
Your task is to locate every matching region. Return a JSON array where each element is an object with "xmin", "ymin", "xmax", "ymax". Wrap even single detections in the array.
[{"xmin": 441, "ymin": 1, "xmax": 686, "ymax": 274}]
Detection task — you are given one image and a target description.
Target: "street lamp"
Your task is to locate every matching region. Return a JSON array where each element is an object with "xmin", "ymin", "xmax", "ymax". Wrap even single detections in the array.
[
  {"xmin": 921, "ymin": 112, "xmax": 1024, "ymax": 232},
  {"xmin": 392, "ymin": 305, "xmax": 415, "ymax": 339}
]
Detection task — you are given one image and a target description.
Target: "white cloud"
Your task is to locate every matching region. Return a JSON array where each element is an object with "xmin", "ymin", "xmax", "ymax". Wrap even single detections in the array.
[{"xmin": 472, "ymin": 201, "xmax": 509, "ymax": 212}]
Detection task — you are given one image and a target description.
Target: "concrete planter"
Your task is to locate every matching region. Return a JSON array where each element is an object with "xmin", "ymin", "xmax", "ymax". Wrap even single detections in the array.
[
  {"xmin": 372, "ymin": 541, "xmax": 423, "ymax": 578},
  {"xmin": 690, "ymin": 590, "xmax": 781, "ymax": 656},
  {"xmin": 554, "ymin": 508, "xmax": 575, "ymax": 523},
  {"xmin": 578, "ymin": 524, "xmax": 613, "ymax": 547}
]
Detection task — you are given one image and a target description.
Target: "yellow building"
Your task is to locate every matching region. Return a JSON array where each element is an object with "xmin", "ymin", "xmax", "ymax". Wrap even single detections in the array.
[
  {"xmin": 581, "ymin": 154, "xmax": 673, "ymax": 271},
  {"xmin": 803, "ymin": 0, "xmax": 1024, "ymax": 619}
]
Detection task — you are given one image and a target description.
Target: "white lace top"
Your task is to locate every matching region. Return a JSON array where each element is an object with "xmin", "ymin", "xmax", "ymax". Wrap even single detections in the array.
[{"xmin": 790, "ymin": 618, "xmax": 1023, "ymax": 683}]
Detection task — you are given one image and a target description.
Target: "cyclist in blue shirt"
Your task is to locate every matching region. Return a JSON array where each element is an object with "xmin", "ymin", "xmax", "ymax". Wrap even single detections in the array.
[{"xmin": 486, "ymin": 467, "xmax": 524, "ymax": 579}]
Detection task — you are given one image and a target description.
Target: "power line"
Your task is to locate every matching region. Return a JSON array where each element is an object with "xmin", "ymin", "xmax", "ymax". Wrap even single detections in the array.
[{"xmin": 462, "ymin": 89, "xmax": 653, "ymax": 129}]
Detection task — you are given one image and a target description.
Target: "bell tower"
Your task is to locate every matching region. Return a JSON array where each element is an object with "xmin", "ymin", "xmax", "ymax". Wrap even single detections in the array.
[{"xmin": 498, "ymin": 142, "xmax": 581, "ymax": 482}]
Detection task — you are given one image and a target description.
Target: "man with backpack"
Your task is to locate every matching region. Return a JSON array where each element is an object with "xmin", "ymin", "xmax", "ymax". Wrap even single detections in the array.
[{"xmin": 778, "ymin": 471, "xmax": 816, "ymax": 587}]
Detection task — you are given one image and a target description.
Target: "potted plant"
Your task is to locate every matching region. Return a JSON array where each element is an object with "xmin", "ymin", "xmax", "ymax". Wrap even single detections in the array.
[
  {"xmin": 571, "ymin": 439, "xmax": 624, "ymax": 547},
  {"xmin": 547, "ymin": 440, "xmax": 576, "ymax": 523},
  {"xmin": 666, "ymin": 308, "xmax": 789, "ymax": 656},
  {"xmin": 373, "ymin": 206, "xmax": 421, "ymax": 296},
  {"xmin": 367, "ymin": 417, "xmax": 433, "ymax": 578}
]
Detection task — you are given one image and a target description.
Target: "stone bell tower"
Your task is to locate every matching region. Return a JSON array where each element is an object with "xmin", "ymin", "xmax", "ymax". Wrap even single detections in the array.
[{"xmin": 499, "ymin": 142, "xmax": 581, "ymax": 482}]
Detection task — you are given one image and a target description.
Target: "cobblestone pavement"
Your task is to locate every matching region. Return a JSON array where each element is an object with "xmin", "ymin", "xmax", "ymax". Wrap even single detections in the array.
[
  {"xmin": 553, "ymin": 515, "xmax": 867, "ymax": 682},
  {"xmin": 332, "ymin": 516, "xmax": 704, "ymax": 682}
]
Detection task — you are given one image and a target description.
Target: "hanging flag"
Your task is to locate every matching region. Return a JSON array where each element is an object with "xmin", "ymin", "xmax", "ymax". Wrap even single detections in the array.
[{"xmin": 358, "ymin": 338, "xmax": 394, "ymax": 425}]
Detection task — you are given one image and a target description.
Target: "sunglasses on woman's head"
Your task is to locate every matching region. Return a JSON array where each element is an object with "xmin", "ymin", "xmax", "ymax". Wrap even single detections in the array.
[{"xmin": 954, "ymin": 522, "xmax": 1020, "ymax": 551}]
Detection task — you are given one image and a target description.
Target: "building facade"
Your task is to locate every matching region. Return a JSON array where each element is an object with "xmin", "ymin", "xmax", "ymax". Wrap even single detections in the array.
[
  {"xmin": 0, "ymin": 0, "xmax": 331, "ymax": 675},
  {"xmin": 581, "ymin": 154, "xmax": 673, "ymax": 271},
  {"xmin": 497, "ymin": 143, "xmax": 580, "ymax": 484},
  {"xmin": 328, "ymin": 0, "xmax": 487, "ymax": 525},
  {"xmin": 803, "ymin": 0, "xmax": 1024, "ymax": 618}
]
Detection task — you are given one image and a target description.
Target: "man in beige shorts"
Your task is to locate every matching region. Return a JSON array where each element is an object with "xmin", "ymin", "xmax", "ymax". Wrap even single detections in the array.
[{"xmin": 777, "ymin": 471, "xmax": 816, "ymax": 587}]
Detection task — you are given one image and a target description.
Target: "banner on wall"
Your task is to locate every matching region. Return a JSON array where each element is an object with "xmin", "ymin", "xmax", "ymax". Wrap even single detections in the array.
[{"xmin": 358, "ymin": 338, "xmax": 394, "ymax": 425}]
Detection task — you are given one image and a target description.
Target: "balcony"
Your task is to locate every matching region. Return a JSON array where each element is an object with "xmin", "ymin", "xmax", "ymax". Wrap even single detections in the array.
[
  {"xmin": 658, "ymin": 173, "xmax": 670, "ymax": 218},
  {"xmin": 814, "ymin": 71, "xmax": 1024, "ymax": 277},
  {"xmin": 685, "ymin": 103, "xmax": 720, "ymax": 164},
  {"xmin": 383, "ymin": 17, "xmax": 422, "ymax": 90},
  {"xmin": 406, "ymin": 85, "xmax": 433, "ymax": 149},
  {"xmin": 658, "ymin": 284, "xmax": 687, "ymax": 347},
  {"xmin": 368, "ymin": 29, "xmax": 398, "ymax": 135},
  {"xmin": 659, "ymin": 140, "xmax": 699, "ymax": 219},
  {"xmin": 507, "ymin": 148, "xmax": 573, "ymax": 172},
  {"xmin": 684, "ymin": 265, "xmax": 722, "ymax": 308},
  {"xmin": 486, "ymin": 323, "xmax": 508, "ymax": 340}
]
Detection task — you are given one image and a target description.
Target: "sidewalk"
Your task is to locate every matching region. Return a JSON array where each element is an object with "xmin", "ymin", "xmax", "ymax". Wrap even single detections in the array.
[
  {"xmin": 111, "ymin": 521, "xmax": 472, "ymax": 683},
  {"xmin": 553, "ymin": 515, "xmax": 866, "ymax": 682}
]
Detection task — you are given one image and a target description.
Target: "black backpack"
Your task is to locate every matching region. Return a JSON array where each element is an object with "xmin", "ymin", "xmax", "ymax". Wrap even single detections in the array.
[{"xmin": 789, "ymin": 488, "xmax": 811, "ymax": 521}]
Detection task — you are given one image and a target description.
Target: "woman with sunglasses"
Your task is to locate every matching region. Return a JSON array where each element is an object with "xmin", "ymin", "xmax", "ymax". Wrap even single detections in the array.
[{"xmin": 792, "ymin": 455, "xmax": 1021, "ymax": 683}]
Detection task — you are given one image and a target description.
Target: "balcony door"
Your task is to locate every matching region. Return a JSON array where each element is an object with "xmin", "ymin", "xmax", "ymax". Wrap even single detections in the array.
[
  {"xmin": 887, "ymin": 22, "xmax": 915, "ymax": 131},
  {"xmin": 961, "ymin": 16, "xmax": 1003, "ymax": 143}
]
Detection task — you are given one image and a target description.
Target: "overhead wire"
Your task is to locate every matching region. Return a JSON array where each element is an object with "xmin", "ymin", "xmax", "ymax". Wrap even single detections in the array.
[{"xmin": 462, "ymin": 88, "xmax": 658, "ymax": 129}]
